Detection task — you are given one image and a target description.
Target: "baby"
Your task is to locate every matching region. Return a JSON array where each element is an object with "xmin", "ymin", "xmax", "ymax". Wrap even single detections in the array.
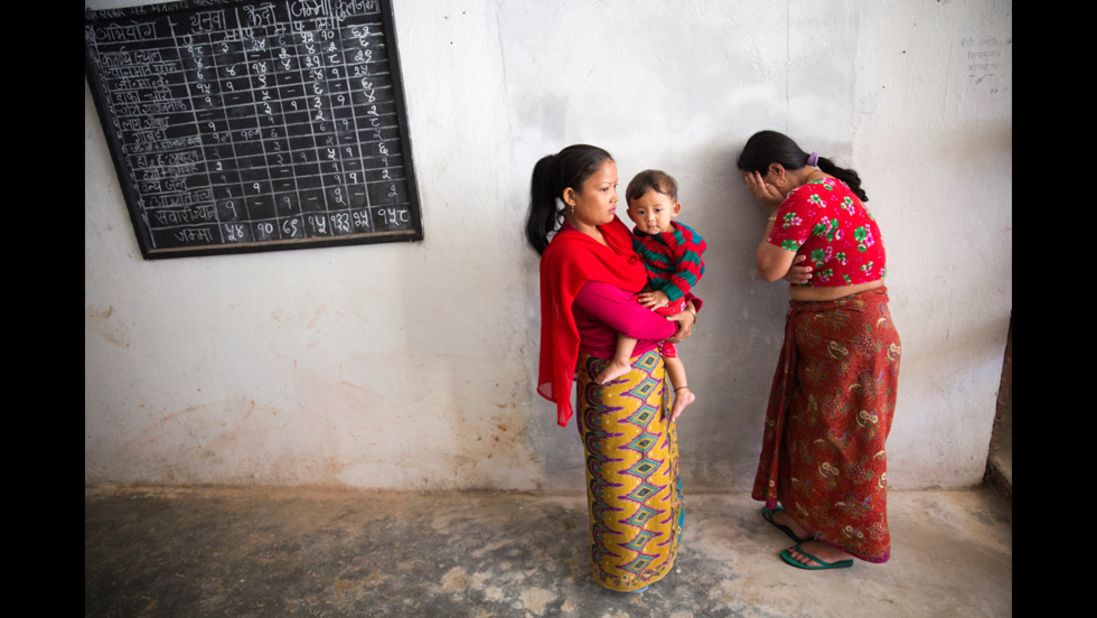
[{"xmin": 596, "ymin": 169, "xmax": 706, "ymax": 421}]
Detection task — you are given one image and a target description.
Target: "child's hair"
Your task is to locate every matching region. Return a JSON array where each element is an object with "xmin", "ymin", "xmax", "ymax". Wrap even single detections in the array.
[{"xmin": 626, "ymin": 169, "xmax": 678, "ymax": 204}]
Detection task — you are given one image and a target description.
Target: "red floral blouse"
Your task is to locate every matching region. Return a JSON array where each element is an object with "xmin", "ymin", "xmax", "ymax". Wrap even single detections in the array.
[{"xmin": 767, "ymin": 177, "xmax": 887, "ymax": 287}]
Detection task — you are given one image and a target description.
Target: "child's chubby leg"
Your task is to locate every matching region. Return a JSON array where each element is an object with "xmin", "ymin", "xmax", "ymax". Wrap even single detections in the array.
[
  {"xmin": 596, "ymin": 333, "xmax": 637, "ymax": 384},
  {"xmin": 664, "ymin": 349, "xmax": 696, "ymax": 422}
]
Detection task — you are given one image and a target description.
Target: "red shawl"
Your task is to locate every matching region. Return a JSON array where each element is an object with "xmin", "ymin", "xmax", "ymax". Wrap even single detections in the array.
[{"xmin": 538, "ymin": 217, "xmax": 648, "ymax": 426}]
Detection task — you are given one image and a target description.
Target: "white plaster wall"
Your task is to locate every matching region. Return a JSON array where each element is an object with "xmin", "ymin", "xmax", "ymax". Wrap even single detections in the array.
[{"xmin": 86, "ymin": 0, "xmax": 1011, "ymax": 491}]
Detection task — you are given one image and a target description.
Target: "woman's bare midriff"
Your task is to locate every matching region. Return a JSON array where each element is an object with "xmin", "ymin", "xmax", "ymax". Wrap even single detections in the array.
[{"xmin": 788, "ymin": 278, "xmax": 884, "ymax": 302}]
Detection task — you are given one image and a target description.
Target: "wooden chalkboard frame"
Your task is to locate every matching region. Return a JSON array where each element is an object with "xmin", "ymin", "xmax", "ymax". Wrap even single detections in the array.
[{"xmin": 85, "ymin": 0, "xmax": 424, "ymax": 259}]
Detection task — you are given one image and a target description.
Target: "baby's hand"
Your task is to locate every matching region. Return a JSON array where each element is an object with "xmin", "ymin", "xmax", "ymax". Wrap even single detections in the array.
[{"xmin": 638, "ymin": 290, "xmax": 670, "ymax": 309}]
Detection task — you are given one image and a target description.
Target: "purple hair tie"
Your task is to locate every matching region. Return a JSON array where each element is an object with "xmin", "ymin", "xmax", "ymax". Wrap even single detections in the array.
[{"xmin": 806, "ymin": 152, "xmax": 820, "ymax": 167}]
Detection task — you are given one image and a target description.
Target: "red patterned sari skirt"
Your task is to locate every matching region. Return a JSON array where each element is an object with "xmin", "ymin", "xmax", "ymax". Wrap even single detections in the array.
[{"xmin": 752, "ymin": 286, "xmax": 901, "ymax": 562}]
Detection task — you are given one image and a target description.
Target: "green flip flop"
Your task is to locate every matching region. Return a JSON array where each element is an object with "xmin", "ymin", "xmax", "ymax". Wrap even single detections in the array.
[
  {"xmin": 779, "ymin": 543, "xmax": 854, "ymax": 570},
  {"xmin": 761, "ymin": 506, "xmax": 812, "ymax": 543}
]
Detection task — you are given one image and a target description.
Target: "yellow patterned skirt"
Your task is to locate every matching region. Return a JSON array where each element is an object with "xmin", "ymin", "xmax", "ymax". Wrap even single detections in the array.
[{"xmin": 576, "ymin": 349, "xmax": 683, "ymax": 591}]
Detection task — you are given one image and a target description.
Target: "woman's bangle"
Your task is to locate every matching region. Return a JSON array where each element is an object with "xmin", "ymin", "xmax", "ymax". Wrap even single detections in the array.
[
  {"xmin": 767, "ymin": 214, "xmax": 778, "ymax": 222},
  {"xmin": 686, "ymin": 305, "xmax": 698, "ymax": 318}
]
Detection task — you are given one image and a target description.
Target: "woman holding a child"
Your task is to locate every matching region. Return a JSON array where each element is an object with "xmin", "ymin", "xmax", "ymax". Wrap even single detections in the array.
[{"xmin": 526, "ymin": 144, "xmax": 699, "ymax": 593}]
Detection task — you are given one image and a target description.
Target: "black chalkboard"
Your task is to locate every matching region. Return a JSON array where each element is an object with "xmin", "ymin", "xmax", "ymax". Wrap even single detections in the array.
[{"xmin": 84, "ymin": 0, "xmax": 423, "ymax": 259}]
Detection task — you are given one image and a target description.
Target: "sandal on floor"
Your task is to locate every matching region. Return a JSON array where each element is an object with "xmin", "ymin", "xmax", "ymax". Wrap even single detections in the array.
[{"xmin": 779, "ymin": 543, "xmax": 854, "ymax": 570}]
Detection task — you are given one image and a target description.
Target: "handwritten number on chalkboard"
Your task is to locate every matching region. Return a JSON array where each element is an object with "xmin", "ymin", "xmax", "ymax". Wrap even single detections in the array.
[
  {"xmin": 253, "ymin": 183, "xmax": 261, "ymax": 193},
  {"xmin": 331, "ymin": 213, "xmax": 349, "ymax": 232},
  {"xmin": 379, "ymin": 207, "xmax": 408, "ymax": 226},
  {"xmin": 282, "ymin": 218, "xmax": 299, "ymax": 236}
]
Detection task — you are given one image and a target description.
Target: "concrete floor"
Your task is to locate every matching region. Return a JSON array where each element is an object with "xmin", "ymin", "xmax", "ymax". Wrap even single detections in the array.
[{"xmin": 85, "ymin": 486, "xmax": 1011, "ymax": 617}]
